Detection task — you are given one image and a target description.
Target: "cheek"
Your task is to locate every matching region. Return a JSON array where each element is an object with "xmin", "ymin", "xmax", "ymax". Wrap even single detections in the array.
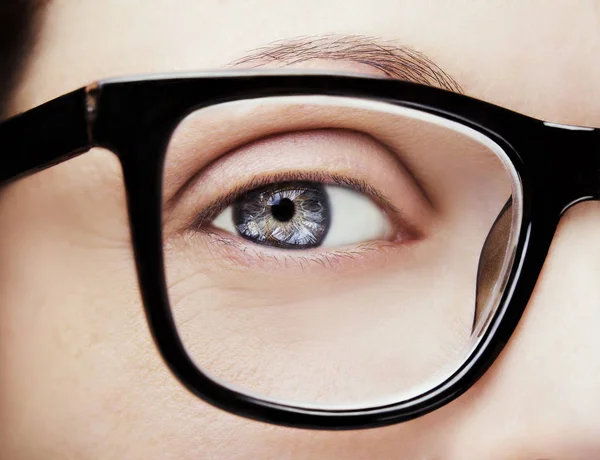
[
  {"xmin": 0, "ymin": 149, "xmax": 449, "ymax": 460},
  {"xmin": 0, "ymin": 150, "xmax": 207, "ymax": 457},
  {"xmin": 0, "ymin": 149, "xmax": 143, "ymax": 454},
  {"xmin": 0, "ymin": 183, "xmax": 450, "ymax": 460}
]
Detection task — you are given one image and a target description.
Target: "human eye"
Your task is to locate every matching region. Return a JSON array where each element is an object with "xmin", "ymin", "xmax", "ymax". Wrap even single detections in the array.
[
  {"xmin": 211, "ymin": 179, "xmax": 393, "ymax": 250},
  {"xmin": 160, "ymin": 95, "xmax": 518, "ymax": 409},
  {"xmin": 166, "ymin": 126, "xmax": 427, "ymax": 269}
]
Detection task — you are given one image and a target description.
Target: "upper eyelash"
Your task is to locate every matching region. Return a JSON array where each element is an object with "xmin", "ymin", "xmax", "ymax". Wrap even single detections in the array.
[{"xmin": 188, "ymin": 170, "xmax": 408, "ymax": 233}]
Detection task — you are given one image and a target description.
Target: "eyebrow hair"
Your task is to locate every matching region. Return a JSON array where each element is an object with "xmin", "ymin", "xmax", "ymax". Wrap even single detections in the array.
[{"xmin": 229, "ymin": 35, "xmax": 463, "ymax": 93}]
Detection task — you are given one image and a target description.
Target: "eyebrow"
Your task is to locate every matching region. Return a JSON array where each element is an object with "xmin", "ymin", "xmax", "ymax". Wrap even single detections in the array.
[{"xmin": 229, "ymin": 35, "xmax": 463, "ymax": 94}]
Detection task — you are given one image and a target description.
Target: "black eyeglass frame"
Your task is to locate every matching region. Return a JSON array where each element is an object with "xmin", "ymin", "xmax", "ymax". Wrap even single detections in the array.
[{"xmin": 1, "ymin": 71, "xmax": 599, "ymax": 430}]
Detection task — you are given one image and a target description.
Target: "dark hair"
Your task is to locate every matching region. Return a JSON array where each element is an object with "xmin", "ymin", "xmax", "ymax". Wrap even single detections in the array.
[{"xmin": 0, "ymin": 1, "xmax": 43, "ymax": 118}]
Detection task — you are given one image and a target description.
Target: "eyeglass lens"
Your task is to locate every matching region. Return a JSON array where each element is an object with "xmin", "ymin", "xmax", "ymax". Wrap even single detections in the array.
[{"xmin": 160, "ymin": 96, "xmax": 520, "ymax": 409}]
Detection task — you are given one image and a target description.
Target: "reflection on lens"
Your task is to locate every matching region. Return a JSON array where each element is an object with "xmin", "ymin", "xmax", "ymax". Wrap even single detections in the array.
[{"xmin": 161, "ymin": 96, "xmax": 521, "ymax": 409}]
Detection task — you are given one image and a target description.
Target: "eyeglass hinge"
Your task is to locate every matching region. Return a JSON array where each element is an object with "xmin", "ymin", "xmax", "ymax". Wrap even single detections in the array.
[{"xmin": 84, "ymin": 82, "xmax": 101, "ymax": 145}]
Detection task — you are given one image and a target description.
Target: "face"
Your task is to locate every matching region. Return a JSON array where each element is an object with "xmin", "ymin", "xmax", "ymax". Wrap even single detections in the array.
[{"xmin": 1, "ymin": 1, "xmax": 600, "ymax": 459}]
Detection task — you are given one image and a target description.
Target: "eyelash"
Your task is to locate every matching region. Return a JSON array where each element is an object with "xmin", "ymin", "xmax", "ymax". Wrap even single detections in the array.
[
  {"xmin": 199, "ymin": 230, "xmax": 400, "ymax": 272},
  {"xmin": 179, "ymin": 169, "xmax": 420, "ymax": 270},
  {"xmin": 188, "ymin": 170, "xmax": 408, "ymax": 233}
]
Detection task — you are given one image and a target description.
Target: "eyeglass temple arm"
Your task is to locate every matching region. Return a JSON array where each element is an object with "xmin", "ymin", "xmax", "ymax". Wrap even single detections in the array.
[{"xmin": 0, "ymin": 87, "xmax": 92, "ymax": 186}]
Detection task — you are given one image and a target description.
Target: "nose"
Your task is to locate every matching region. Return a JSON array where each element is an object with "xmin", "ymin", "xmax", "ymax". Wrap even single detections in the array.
[{"xmin": 445, "ymin": 201, "xmax": 600, "ymax": 460}]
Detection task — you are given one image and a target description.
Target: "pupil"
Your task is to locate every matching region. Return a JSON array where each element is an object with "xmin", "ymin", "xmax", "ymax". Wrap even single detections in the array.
[{"xmin": 271, "ymin": 198, "xmax": 295, "ymax": 222}]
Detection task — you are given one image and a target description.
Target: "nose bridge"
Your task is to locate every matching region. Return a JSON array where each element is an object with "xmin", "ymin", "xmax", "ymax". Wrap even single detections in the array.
[{"xmin": 540, "ymin": 124, "xmax": 600, "ymax": 213}]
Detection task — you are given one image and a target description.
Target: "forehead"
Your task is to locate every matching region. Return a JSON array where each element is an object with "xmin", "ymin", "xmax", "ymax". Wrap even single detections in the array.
[{"xmin": 12, "ymin": 0, "xmax": 600, "ymax": 126}]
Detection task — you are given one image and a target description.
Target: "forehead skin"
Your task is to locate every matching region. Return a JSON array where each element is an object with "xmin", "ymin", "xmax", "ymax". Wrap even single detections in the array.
[
  {"xmin": 11, "ymin": 0, "xmax": 600, "ymax": 125},
  {"xmin": 3, "ymin": 1, "xmax": 600, "ymax": 460}
]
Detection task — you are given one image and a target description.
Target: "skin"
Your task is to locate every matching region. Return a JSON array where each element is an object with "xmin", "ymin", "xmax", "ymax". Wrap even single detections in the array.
[{"xmin": 1, "ymin": 1, "xmax": 600, "ymax": 458}]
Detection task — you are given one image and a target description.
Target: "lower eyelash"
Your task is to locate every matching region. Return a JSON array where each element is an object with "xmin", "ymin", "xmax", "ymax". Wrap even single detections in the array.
[{"xmin": 194, "ymin": 227, "xmax": 401, "ymax": 273}]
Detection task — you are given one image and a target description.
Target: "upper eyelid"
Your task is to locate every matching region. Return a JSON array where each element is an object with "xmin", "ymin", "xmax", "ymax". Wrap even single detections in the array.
[
  {"xmin": 162, "ymin": 109, "xmax": 439, "ymax": 239},
  {"xmin": 166, "ymin": 128, "xmax": 430, "ymax": 241},
  {"xmin": 165, "ymin": 130, "xmax": 430, "ymax": 214},
  {"xmin": 162, "ymin": 101, "xmax": 427, "ymax": 208}
]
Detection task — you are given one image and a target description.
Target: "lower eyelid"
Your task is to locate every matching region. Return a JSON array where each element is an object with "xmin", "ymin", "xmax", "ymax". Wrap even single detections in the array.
[{"xmin": 194, "ymin": 225, "xmax": 418, "ymax": 275}]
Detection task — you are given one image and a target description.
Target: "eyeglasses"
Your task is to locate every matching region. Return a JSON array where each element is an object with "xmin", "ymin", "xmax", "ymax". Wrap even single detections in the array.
[{"xmin": 1, "ymin": 70, "xmax": 599, "ymax": 430}]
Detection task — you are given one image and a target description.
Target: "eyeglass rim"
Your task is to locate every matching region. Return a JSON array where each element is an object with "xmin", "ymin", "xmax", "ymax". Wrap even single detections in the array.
[{"xmin": 1, "ymin": 70, "xmax": 599, "ymax": 429}]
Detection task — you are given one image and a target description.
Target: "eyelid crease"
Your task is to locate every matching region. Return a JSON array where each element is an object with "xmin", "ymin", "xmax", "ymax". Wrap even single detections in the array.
[
  {"xmin": 187, "ymin": 170, "xmax": 420, "ymax": 242},
  {"xmin": 163, "ymin": 106, "xmax": 439, "ymax": 218}
]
